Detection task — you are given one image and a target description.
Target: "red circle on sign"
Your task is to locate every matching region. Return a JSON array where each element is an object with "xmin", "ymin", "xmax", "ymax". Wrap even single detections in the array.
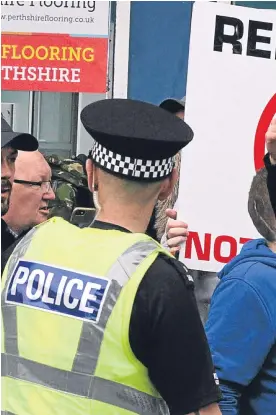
[{"xmin": 254, "ymin": 94, "xmax": 276, "ymax": 171}]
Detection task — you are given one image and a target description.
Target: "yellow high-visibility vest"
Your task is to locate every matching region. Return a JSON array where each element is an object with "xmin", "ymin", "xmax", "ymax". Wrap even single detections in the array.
[{"xmin": 2, "ymin": 217, "xmax": 171, "ymax": 415}]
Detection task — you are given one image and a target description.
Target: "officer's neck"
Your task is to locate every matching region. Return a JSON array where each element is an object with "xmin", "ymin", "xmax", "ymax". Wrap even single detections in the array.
[{"xmin": 96, "ymin": 205, "xmax": 154, "ymax": 234}]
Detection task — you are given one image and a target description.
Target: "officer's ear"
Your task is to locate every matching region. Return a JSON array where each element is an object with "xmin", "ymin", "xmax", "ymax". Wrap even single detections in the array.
[
  {"xmin": 158, "ymin": 168, "xmax": 178, "ymax": 201},
  {"xmin": 86, "ymin": 158, "xmax": 95, "ymax": 192}
]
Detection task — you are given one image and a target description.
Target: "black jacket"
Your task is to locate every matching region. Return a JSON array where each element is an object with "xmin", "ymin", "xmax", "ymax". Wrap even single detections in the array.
[
  {"xmin": 1, "ymin": 219, "xmax": 16, "ymax": 254},
  {"xmin": 1, "ymin": 219, "xmax": 28, "ymax": 275}
]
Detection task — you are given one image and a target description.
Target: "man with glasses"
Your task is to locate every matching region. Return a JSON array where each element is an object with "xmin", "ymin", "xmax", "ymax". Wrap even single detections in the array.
[
  {"xmin": 1, "ymin": 115, "xmax": 38, "ymax": 255},
  {"xmin": 2, "ymin": 150, "xmax": 55, "ymax": 272}
]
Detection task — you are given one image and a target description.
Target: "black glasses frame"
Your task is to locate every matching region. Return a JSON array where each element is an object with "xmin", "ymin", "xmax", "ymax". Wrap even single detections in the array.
[{"xmin": 14, "ymin": 179, "xmax": 52, "ymax": 190}]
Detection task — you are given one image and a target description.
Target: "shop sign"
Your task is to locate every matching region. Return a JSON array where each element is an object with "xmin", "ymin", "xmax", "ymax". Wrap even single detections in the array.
[{"xmin": 1, "ymin": 1, "xmax": 110, "ymax": 93}]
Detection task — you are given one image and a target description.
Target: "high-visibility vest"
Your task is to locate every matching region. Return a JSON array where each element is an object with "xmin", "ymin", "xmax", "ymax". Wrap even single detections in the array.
[{"xmin": 2, "ymin": 217, "xmax": 171, "ymax": 415}]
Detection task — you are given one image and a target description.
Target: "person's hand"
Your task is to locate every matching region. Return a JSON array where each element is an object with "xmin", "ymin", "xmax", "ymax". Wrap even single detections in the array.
[
  {"xmin": 165, "ymin": 209, "xmax": 189, "ymax": 255},
  {"xmin": 266, "ymin": 117, "xmax": 276, "ymax": 165}
]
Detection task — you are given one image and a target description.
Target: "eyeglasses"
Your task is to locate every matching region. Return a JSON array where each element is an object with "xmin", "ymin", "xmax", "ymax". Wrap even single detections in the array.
[{"xmin": 14, "ymin": 179, "xmax": 53, "ymax": 193}]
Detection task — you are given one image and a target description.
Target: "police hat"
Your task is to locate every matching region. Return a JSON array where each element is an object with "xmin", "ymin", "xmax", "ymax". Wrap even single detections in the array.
[
  {"xmin": 1, "ymin": 115, "xmax": 38, "ymax": 151},
  {"xmin": 159, "ymin": 97, "xmax": 186, "ymax": 114},
  {"xmin": 81, "ymin": 98, "xmax": 193, "ymax": 182}
]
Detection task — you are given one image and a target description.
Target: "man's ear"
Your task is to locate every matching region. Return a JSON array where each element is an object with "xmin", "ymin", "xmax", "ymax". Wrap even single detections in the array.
[
  {"xmin": 158, "ymin": 168, "xmax": 178, "ymax": 201},
  {"xmin": 86, "ymin": 158, "xmax": 95, "ymax": 192}
]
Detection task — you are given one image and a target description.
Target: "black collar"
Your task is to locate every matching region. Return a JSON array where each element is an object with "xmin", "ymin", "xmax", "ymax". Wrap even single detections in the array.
[{"xmin": 91, "ymin": 220, "xmax": 131, "ymax": 234}]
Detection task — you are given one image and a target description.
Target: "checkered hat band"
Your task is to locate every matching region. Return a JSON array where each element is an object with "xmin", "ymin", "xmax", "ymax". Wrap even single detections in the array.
[{"xmin": 92, "ymin": 142, "xmax": 174, "ymax": 180}]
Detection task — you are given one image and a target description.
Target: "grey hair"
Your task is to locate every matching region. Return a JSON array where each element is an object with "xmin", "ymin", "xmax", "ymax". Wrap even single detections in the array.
[{"xmin": 248, "ymin": 167, "xmax": 276, "ymax": 242}]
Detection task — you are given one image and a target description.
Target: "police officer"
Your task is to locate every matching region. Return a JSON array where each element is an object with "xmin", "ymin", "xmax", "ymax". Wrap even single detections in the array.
[
  {"xmin": 2, "ymin": 99, "xmax": 221, "ymax": 415},
  {"xmin": 1, "ymin": 115, "xmax": 38, "ymax": 252}
]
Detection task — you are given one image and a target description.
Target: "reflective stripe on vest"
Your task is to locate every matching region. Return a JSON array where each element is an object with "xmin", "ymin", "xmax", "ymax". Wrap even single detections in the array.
[
  {"xmin": 2, "ymin": 225, "xmax": 169, "ymax": 415},
  {"xmin": 2, "ymin": 354, "xmax": 167, "ymax": 414},
  {"xmin": 72, "ymin": 239, "xmax": 159, "ymax": 375},
  {"xmin": 2, "ymin": 227, "xmax": 37, "ymax": 356}
]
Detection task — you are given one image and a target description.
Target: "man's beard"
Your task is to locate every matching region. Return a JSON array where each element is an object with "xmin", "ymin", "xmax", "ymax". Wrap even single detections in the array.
[
  {"xmin": 1, "ymin": 179, "xmax": 12, "ymax": 216},
  {"xmin": 1, "ymin": 194, "xmax": 10, "ymax": 216}
]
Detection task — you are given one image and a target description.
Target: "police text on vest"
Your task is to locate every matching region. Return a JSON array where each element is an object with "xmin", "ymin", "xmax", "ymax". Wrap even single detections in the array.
[{"xmin": 6, "ymin": 260, "xmax": 110, "ymax": 323}]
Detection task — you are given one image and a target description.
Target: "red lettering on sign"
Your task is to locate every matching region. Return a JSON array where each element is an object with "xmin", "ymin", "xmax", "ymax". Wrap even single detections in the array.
[
  {"xmin": 184, "ymin": 232, "xmax": 252, "ymax": 264},
  {"xmin": 185, "ymin": 231, "xmax": 211, "ymax": 261},
  {"xmin": 1, "ymin": 33, "xmax": 108, "ymax": 93},
  {"xmin": 239, "ymin": 237, "xmax": 252, "ymax": 245},
  {"xmin": 214, "ymin": 235, "xmax": 237, "ymax": 263},
  {"xmin": 254, "ymin": 94, "xmax": 276, "ymax": 171}
]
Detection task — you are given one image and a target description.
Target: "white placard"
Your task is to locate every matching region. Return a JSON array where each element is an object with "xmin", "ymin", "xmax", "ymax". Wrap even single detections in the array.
[
  {"xmin": 1, "ymin": 1, "xmax": 109, "ymax": 36},
  {"xmin": 179, "ymin": 2, "xmax": 276, "ymax": 272}
]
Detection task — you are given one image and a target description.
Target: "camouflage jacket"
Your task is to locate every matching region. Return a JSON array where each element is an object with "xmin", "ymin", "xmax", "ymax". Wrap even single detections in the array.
[{"xmin": 45, "ymin": 154, "xmax": 90, "ymax": 221}]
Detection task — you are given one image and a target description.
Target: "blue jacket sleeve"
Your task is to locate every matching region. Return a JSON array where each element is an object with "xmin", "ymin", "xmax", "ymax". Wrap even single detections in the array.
[{"xmin": 205, "ymin": 274, "xmax": 274, "ymax": 414}]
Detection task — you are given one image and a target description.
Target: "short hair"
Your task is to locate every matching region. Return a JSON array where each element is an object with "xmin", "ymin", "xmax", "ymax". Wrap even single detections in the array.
[{"xmin": 248, "ymin": 167, "xmax": 276, "ymax": 242}]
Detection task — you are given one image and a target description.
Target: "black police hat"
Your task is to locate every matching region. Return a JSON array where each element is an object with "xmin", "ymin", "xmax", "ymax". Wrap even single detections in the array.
[
  {"xmin": 81, "ymin": 98, "xmax": 193, "ymax": 182},
  {"xmin": 159, "ymin": 97, "xmax": 186, "ymax": 114},
  {"xmin": 1, "ymin": 115, "xmax": 38, "ymax": 151}
]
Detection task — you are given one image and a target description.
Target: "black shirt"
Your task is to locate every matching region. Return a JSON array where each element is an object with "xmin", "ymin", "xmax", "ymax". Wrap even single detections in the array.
[{"xmin": 92, "ymin": 220, "xmax": 221, "ymax": 414}]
